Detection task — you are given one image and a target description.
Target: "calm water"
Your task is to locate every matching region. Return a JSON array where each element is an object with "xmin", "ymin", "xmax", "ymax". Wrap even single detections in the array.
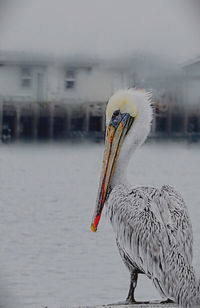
[{"xmin": 0, "ymin": 141, "xmax": 200, "ymax": 308}]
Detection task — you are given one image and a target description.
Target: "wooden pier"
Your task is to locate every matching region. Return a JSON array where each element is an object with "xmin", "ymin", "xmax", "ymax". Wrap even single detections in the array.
[
  {"xmin": 0, "ymin": 99, "xmax": 106, "ymax": 141},
  {"xmin": 0, "ymin": 98, "xmax": 200, "ymax": 142}
]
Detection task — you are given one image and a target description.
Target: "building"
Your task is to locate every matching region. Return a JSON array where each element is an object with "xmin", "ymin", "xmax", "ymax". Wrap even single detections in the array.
[
  {"xmin": 0, "ymin": 51, "xmax": 200, "ymax": 141},
  {"xmin": 0, "ymin": 51, "xmax": 130, "ymax": 140}
]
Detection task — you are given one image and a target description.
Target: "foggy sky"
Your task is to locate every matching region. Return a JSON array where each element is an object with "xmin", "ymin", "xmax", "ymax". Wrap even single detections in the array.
[{"xmin": 0, "ymin": 0, "xmax": 200, "ymax": 62}]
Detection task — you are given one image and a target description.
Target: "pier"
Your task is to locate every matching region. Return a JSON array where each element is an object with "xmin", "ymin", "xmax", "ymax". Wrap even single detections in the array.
[
  {"xmin": 0, "ymin": 99, "xmax": 107, "ymax": 141},
  {"xmin": 0, "ymin": 98, "xmax": 200, "ymax": 142}
]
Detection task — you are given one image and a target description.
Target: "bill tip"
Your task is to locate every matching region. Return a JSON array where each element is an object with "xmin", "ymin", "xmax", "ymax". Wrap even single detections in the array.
[{"xmin": 91, "ymin": 224, "xmax": 97, "ymax": 232}]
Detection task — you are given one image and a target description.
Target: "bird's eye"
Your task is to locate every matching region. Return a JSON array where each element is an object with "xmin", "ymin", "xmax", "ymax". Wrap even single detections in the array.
[{"xmin": 113, "ymin": 109, "xmax": 120, "ymax": 117}]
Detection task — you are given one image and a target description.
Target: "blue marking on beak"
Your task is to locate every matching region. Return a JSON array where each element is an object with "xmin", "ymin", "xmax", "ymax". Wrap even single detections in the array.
[{"xmin": 110, "ymin": 112, "xmax": 130, "ymax": 129}]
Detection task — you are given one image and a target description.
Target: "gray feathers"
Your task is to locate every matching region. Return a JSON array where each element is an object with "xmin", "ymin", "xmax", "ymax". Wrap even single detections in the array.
[{"xmin": 105, "ymin": 184, "xmax": 198, "ymax": 307}]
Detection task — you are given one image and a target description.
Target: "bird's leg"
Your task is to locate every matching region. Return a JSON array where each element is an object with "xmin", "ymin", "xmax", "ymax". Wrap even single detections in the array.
[
  {"xmin": 126, "ymin": 271, "xmax": 138, "ymax": 303},
  {"xmin": 107, "ymin": 272, "xmax": 138, "ymax": 306}
]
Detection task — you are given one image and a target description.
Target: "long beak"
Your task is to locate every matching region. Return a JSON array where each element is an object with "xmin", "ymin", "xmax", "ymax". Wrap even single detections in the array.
[{"xmin": 91, "ymin": 113, "xmax": 133, "ymax": 232}]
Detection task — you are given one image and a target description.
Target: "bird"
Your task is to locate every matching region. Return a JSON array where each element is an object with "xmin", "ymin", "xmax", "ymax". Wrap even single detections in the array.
[{"xmin": 90, "ymin": 89, "xmax": 200, "ymax": 308}]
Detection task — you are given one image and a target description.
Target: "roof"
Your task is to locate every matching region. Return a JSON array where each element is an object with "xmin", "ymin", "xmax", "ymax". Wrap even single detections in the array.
[
  {"xmin": 0, "ymin": 50, "xmax": 131, "ymax": 71},
  {"xmin": 0, "ymin": 50, "xmax": 53, "ymax": 66}
]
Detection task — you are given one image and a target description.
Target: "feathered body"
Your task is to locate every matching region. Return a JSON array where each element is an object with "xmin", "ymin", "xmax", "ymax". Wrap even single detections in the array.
[
  {"xmin": 91, "ymin": 89, "xmax": 200, "ymax": 308},
  {"xmin": 106, "ymin": 184, "xmax": 197, "ymax": 306}
]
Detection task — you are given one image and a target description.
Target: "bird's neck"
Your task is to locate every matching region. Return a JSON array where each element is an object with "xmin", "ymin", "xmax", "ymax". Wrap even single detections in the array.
[
  {"xmin": 110, "ymin": 163, "xmax": 127, "ymax": 188},
  {"xmin": 110, "ymin": 141, "xmax": 138, "ymax": 188},
  {"xmin": 110, "ymin": 106, "xmax": 151, "ymax": 188}
]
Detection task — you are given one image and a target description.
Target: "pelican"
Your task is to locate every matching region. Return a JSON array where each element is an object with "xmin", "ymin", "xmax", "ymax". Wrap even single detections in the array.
[{"xmin": 91, "ymin": 89, "xmax": 200, "ymax": 308}]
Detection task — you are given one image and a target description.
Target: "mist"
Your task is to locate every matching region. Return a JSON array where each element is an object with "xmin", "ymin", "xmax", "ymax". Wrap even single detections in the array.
[{"xmin": 0, "ymin": 0, "xmax": 199, "ymax": 62}]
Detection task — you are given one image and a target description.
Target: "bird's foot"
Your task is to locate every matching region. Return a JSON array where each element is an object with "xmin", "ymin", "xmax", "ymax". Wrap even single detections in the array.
[
  {"xmin": 126, "ymin": 296, "xmax": 151, "ymax": 305},
  {"xmin": 160, "ymin": 298, "xmax": 175, "ymax": 304},
  {"xmin": 129, "ymin": 300, "xmax": 150, "ymax": 304}
]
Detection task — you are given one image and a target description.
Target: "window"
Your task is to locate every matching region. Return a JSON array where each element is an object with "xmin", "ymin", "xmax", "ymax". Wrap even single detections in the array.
[
  {"xmin": 65, "ymin": 69, "xmax": 76, "ymax": 89},
  {"xmin": 66, "ymin": 80, "xmax": 75, "ymax": 89},
  {"xmin": 21, "ymin": 67, "xmax": 32, "ymax": 87}
]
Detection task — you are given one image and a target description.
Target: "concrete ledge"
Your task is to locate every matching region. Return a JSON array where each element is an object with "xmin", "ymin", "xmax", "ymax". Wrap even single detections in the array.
[
  {"xmin": 96, "ymin": 304, "xmax": 176, "ymax": 307},
  {"xmin": 73, "ymin": 304, "xmax": 176, "ymax": 308},
  {"xmin": 72, "ymin": 303, "xmax": 200, "ymax": 308}
]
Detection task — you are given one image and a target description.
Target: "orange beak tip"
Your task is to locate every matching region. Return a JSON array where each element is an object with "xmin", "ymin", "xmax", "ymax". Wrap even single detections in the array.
[{"xmin": 91, "ymin": 224, "xmax": 97, "ymax": 232}]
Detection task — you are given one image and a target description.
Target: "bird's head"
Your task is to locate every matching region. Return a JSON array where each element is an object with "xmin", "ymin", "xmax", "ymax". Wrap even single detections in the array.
[{"xmin": 91, "ymin": 89, "xmax": 152, "ymax": 232}]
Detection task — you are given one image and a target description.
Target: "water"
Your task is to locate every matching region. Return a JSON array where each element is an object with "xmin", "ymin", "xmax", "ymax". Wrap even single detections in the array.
[{"xmin": 0, "ymin": 141, "xmax": 200, "ymax": 308}]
